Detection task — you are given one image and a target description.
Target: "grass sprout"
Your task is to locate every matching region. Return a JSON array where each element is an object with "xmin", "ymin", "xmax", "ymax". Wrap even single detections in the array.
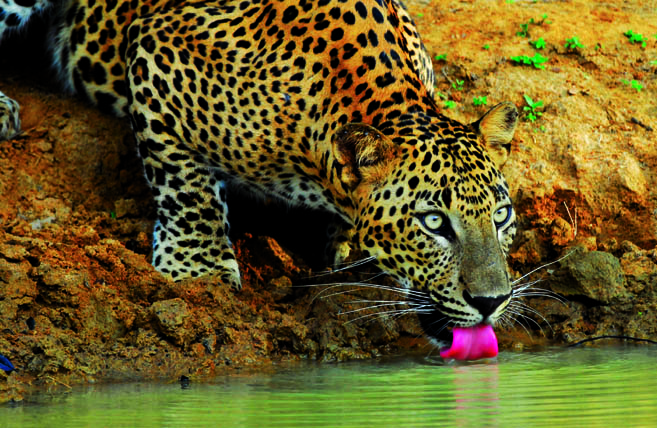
[
  {"xmin": 523, "ymin": 94, "xmax": 543, "ymax": 122},
  {"xmin": 510, "ymin": 53, "xmax": 549, "ymax": 69}
]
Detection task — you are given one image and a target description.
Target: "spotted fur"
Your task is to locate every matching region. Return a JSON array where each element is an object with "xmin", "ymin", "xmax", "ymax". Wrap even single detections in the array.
[{"xmin": 0, "ymin": 0, "xmax": 519, "ymax": 345}]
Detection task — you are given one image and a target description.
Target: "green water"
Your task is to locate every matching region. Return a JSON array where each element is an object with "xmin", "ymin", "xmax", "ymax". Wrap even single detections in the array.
[{"xmin": 2, "ymin": 346, "xmax": 656, "ymax": 427}]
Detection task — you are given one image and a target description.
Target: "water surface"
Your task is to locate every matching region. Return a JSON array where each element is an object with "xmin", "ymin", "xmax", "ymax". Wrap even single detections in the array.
[{"xmin": 3, "ymin": 346, "xmax": 655, "ymax": 427}]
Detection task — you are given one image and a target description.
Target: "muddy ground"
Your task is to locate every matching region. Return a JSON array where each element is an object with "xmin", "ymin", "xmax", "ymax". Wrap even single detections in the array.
[{"xmin": 1, "ymin": 0, "xmax": 656, "ymax": 402}]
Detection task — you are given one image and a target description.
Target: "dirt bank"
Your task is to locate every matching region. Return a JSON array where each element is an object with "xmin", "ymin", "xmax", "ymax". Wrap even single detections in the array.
[{"xmin": 1, "ymin": 0, "xmax": 656, "ymax": 402}]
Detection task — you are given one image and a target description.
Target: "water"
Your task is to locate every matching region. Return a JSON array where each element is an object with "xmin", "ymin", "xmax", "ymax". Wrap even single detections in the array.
[{"xmin": 2, "ymin": 346, "xmax": 656, "ymax": 427}]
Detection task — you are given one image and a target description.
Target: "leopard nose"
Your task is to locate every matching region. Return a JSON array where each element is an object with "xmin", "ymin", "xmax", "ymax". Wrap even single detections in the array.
[{"xmin": 463, "ymin": 290, "xmax": 510, "ymax": 319}]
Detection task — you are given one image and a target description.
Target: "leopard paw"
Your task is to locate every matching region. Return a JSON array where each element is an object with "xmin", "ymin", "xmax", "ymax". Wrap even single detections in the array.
[
  {"xmin": 326, "ymin": 223, "xmax": 357, "ymax": 268},
  {"xmin": 0, "ymin": 92, "xmax": 20, "ymax": 140},
  {"xmin": 215, "ymin": 260, "xmax": 242, "ymax": 291}
]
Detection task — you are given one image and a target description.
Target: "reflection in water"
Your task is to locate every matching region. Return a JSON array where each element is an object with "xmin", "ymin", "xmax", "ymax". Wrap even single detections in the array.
[
  {"xmin": 452, "ymin": 364, "xmax": 500, "ymax": 427},
  {"xmin": 2, "ymin": 346, "xmax": 657, "ymax": 427}
]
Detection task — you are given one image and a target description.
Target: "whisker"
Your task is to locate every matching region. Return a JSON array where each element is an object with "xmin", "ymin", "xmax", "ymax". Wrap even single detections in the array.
[
  {"xmin": 308, "ymin": 281, "xmax": 431, "ymax": 302},
  {"xmin": 331, "ymin": 255, "xmax": 377, "ymax": 270},
  {"xmin": 511, "ymin": 250, "xmax": 575, "ymax": 285},
  {"xmin": 503, "ymin": 308, "xmax": 540, "ymax": 337},
  {"xmin": 506, "ymin": 304, "xmax": 549, "ymax": 335},
  {"xmin": 335, "ymin": 254, "xmax": 376, "ymax": 266},
  {"xmin": 497, "ymin": 313, "xmax": 516, "ymax": 331},
  {"xmin": 508, "ymin": 301, "xmax": 554, "ymax": 330},
  {"xmin": 307, "ymin": 255, "xmax": 377, "ymax": 278},
  {"xmin": 516, "ymin": 312, "xmax": 547, "ymax": 336},
  {"xmin": 341, "ymin": 302, "xmax": 432, "ymax": 315},
  {"xmin": 348, "ymin": 299, "xmax": 430, "ymax": 307},
  {"xmin": 299, "ymin": 270, "xmax": 386, "ymax": 289},
  {"xmin": 512, "ymin": 278, "xmax": 544, "ymax": 292},
  {"xmin": 513, "ymin": 288, "xmax": 568, "ymax": 304},
  {"xmin": 421, "ymin": 316, "xmax": 451, "ymax": 338},
  {"xmin": 343, "ymin": 307, "xmax": 432, "ymax": 324}
]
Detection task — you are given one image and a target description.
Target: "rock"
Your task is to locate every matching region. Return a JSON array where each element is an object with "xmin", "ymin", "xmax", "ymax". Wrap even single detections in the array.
[
  {"xmin": 550, "ymin": 247, "xmax": 628, "ymax": 304},
  {"xmin": 620, "ymin": 249, "xmax": 657, "ymax": 295},
  {"xmin": 268, "ymin": 275, "xmax": 294, "ymax": 301},
  {"xmin": 0, "ymin": 258, "xmax": 37, "ymax": 306},
  {"xmin": 113, "ymin": 199, "xmax": 140, "ymax": 218},
  {"xmin": 150, "ymin": 299, "xmax": 193, "ymax": 347}
]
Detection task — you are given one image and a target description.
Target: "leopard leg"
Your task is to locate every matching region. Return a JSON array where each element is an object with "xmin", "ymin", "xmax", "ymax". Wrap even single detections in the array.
[
  {"xmin": 0, "ymin": 90, "xmax": 20, "ymax": 140},
  {"xmin": 145, "ymin": 149, "xmax": 241, "ymax": 289},
  {"xmin": 123, "ymin": 7, "xmax": 253, "ymax": 289},
  {"xmin": 126, "ymin": 53, "xmax": 240, "ymax": 286}
]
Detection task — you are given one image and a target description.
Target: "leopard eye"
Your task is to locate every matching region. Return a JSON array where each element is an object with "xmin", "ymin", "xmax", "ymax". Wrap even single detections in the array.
[
  {"xmin": 422, "ymin": 212, "xmax": 446, "ymax": 233},
  {"xmin": 493, "ymin": 205, "xmax": 513, "ymax": 228}
]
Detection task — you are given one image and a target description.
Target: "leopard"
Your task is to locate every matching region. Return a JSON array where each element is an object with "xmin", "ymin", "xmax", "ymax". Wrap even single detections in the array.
[{"xmin": 0, "ymin": 0, "xmax": 519, "ymax": 351}]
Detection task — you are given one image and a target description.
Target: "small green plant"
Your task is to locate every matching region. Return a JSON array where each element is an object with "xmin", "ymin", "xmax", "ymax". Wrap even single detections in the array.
[
  {"xmin": 530, "ymin": 37, "xmax": 546, "ymax": 49},
  {"xmin": 444, "ymin": 100, "xmax": 456, "ymax": 109},
  {"xmin": 536, "ymin": 14, "xmax": 551, "ymax": 25},
  {"xmin": 483, "ymin": 44, "xmax": 490, "ymax": 50},
  {"xmin": 110, "ymin": 211, "xmax": 117, "ymax": 219},
  {"xmin": 416, "ymin": 13, "xmax": 424, "ymax": 18},
  {"xmin": 472, "ymin": 96, "xmax": 488, "ymax": 106},
  {"xmin": 564, "ymin": 36, "xmax": 584, "ymax": 50},
  {"xmin": 522, "ymin": 95, "xmax": 543, "ymax": 122},
  {"xmin": 434, "ymin": 53, "xmax": 447, "ymax": 61},
  {"xmin": 624, "ymin": 30, "xmax": 647, "ymax": 47},
  {"xmin": 510, "ymin": 53, "xmax": 549, "ymax": 69},
  {"xmin": 517, "ymin": 14, "xmax": 551, "ymax": 37},
  {"xmin": 451, "ymin": 79, "xmax": 464, "ymax": 91},
  {"xmin": 621, "ymin": 79, "xmax": 643, "ymax": 92},
  {"xmin": 517, "ymin": 22, "xmax": 530, "ymax": 38}
]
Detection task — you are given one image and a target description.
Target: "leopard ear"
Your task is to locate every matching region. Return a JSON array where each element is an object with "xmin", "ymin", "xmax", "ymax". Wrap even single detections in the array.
[
  {"xmin": 331, "ymin": 123, "xmax": 400, "ymax": 189},
  {"xmin": 472, "ymin": 102, "xmax": 518, "ymax": 168}
]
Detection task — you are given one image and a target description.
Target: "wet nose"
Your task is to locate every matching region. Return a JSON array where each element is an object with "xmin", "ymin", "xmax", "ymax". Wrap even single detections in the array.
[{"xmin": 463, "ymin": 290, "xmax": 510, "ymax": 318}]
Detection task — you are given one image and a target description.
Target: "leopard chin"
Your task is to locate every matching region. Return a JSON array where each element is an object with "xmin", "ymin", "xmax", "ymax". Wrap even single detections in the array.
[{"xmin": 417, "ymin": 310, "xmax": 456, "ymax": 349}]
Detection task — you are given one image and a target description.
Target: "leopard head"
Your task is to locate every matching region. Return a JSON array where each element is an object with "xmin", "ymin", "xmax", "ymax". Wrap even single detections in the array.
[{"xmin": 333, "ymin": 102, "xmax": 519, "ymax": 347}]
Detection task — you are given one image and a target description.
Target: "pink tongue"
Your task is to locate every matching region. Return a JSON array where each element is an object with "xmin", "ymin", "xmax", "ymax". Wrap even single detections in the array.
[{"xmin": 440, "ymin": 325, "xmax": 498, "ymax": 360}]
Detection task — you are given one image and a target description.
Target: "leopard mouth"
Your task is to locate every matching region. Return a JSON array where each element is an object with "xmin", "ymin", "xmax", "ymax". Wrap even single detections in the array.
[{"xmin": 417, "ymin": 310, "xmax": 499, "ymax": 360}]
